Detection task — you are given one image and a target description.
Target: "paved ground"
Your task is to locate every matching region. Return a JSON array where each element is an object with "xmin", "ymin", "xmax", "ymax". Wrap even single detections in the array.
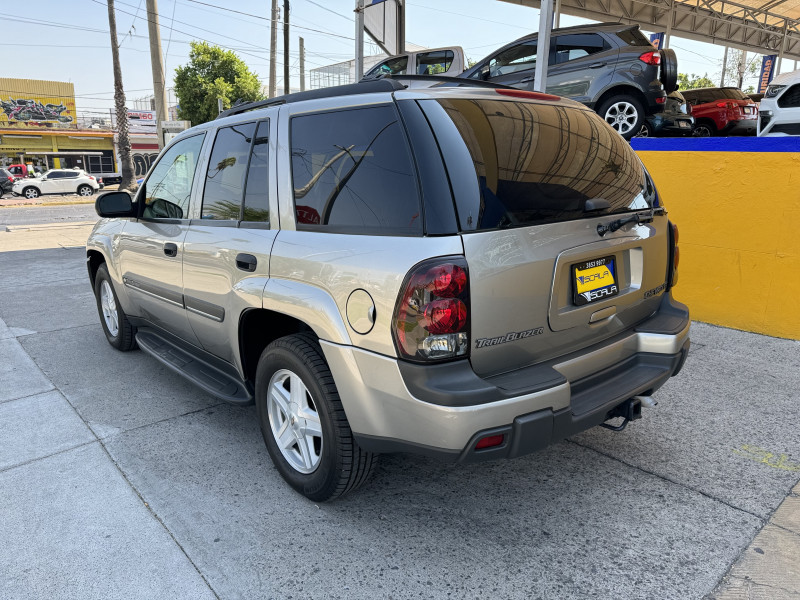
[{"xmin": 1, "ymin": 206, "xmax": 799, "ymax": 599}]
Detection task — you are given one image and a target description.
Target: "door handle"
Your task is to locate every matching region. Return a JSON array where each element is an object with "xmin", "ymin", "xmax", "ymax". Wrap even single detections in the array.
[
  {"xmin": 236, "ymin": 253, "xmax": 257, "ymax": 272},
  {"xmin": 589, "ymin": 62, "xmax": 606, "ymax": 69},
  {"xmin": 163, "ymin": 242, "xmax": 178, "ymax": 257}
]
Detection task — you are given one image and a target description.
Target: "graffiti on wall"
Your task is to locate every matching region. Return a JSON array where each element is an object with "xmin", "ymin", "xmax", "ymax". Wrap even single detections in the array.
[
  {"xmin": 133, "ymin": 152, "xmax": 159, "ymax": 178},
  {"xmin": 1, "ymin": 98, "xmax": 73, "ymax": 123}
]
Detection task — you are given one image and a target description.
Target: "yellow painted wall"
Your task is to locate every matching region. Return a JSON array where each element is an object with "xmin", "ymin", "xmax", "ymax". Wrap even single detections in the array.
[
  {"xmin": 636, "ymin": 149, "xmax": 800, "ymax": 340},
  {"xmin": 0, "ymin": 78, "xmax": 77, "ymax": 128}
]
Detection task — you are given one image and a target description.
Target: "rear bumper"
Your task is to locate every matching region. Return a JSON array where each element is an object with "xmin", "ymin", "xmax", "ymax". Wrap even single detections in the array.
[
  {"xmin": 722, "ymin": 118, "xmax": 757, "ymax": 136},
  {"xmin": 322, "ymin": 292, "xmax": 690, "ymax": 462}
]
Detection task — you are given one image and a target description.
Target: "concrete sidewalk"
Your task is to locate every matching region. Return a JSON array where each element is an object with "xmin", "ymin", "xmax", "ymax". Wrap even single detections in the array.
[{"xmin": 1, "ymin": 222, "xmax": 799, "ymax": 599}]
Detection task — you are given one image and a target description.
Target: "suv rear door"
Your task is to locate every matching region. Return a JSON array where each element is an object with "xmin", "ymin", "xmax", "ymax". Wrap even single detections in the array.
[
  {"xmin": 417, "ymin": 94, "xmax": 670, "ymax": 377},
  {"xmin": 546, "ymin": 32, "xmax": 615, "ymax": 103}
]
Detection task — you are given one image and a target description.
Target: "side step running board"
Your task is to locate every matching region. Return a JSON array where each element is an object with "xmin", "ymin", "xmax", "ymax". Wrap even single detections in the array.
[{"xmin": 136, "ymin": 330, "xmax": 253, "ymax": 405}]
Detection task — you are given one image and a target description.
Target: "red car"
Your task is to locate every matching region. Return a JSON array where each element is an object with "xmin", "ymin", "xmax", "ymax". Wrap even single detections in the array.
[{"xmin": 681, "ymin": 87, "xmax": 758, "ymax": 136}]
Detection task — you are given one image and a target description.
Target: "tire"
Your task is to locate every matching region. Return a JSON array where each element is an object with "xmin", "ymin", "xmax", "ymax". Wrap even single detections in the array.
[
  {"xmin": 77, "ymin": 184, "xmax": 93, "ymax": 197},
  {"xmin": 596, "ymin": 95, "xmax": 645, "ymax": 140},
  {"xmin": 634, "ymin": 121, "xmax": 653, "ymax": 138},
  {"xmin": 93, "ymin": 264, "xmax": 137, "ymax": 351},
  {"xmin": 660, "ymin": 48, "xmax": 678, "ymax": 93},
  {"xmin": 255, "ymin": 333, "xmax": 377, "ymax": 502},
  {"xmin": 22, "ymin": 186, "xmax": 40, "ymax": 199},
  {"xmin": 692, "ymin": 120, "xmax": 716, "ymax": 137}
]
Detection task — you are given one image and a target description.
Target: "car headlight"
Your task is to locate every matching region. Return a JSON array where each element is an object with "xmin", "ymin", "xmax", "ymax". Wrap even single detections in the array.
[{"xmin": 765, "ymin": 84, "xmax": 786, "ymax": 98}]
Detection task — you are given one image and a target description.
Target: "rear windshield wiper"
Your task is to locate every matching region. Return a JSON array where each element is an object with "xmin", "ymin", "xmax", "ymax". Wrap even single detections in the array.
[{"xmin": 597, "ymin": 206, "xmax": 666, "ymax": 237}]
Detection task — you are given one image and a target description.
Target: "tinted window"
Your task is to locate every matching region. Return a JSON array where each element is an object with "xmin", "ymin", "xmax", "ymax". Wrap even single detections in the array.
[
  {"xmin": 416, "ymin": 50, "xmax": 454, "ymax": 74},
  {"xmin": 486, "ymin": 42, "xmax": 537, "ymax": 77},
  {"xmin": 615, "ymin": 28, "xmax": 652, "ymax": 46},
  {"xmin": 46, "ymin": 171, "xmax": 64, "ymax": 179},
  {"xmin": 201, "ymin": 122, "xmax": 256, "ymax": 220},
  {"xmin": 64, "ymin": 172, "xmax": 79, "ymax": 179},
  {"xmin": 143, "ymin": 133, "xmax": 205, "ymax": 220},
  {"xmin": 290, "ymin": 105, "xmax": 421, "ymax": 235},
  {"xmin": 682, "ymin": 88, "xmax": 747, "ymax": 103},
  {"xmin": 242, "ymin": 120, "xmax": 270, "ymax": 223},
  {"xmin": 366, "ymin": 56, "xmax": 408, "ymax": 77},
  {"xmin": 422, "ymin": 98, "xmax": 655, "ymax": 232},
  {"xmin": 552, "ymin": 34, "xmax": 608, "ymax": 64}
]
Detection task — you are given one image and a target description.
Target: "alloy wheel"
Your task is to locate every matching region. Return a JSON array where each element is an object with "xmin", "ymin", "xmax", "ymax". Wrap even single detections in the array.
[
  {"xmin": 603, "ymin": 101, "xmax": 639, "ymax": 136},
  {"xmin": 100, "ymin": 280, "xmax": 119, "ymax": 337}
]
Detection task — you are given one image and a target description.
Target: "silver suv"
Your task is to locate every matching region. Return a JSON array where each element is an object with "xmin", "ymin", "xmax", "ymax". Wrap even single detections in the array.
[{"xmin": 87, "ymin": 79, "xmax": 689, "ymax": 501}]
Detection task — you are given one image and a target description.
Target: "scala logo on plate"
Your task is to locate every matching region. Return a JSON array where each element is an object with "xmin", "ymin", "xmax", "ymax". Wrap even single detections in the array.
[{"xmin": 573, "ymin": 256, "xmax": 619, "ymax": 306}]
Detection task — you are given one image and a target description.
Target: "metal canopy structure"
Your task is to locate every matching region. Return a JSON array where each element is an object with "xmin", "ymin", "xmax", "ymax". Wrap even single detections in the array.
[{"xmin": 501, "ymin": 0, "xmax": 800, "ymax": 62}]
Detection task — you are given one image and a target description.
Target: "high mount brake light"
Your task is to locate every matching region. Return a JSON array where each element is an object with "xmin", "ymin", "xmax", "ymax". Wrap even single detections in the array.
[
  {"xmin": 639, "ymin": 51, "xmax": 661, "ymax": 66},
  {"xmin": 495, "ymin": 89, "xmax": 560, "ymax": 101},
  {"xmin": 393, "ymin": 258, "xmax": 470, "ymax": 362}
]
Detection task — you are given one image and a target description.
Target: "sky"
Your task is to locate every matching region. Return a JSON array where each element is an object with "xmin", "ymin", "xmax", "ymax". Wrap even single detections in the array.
[{"xmin": 4, "ymin": 0, "xmax": 795, "ymax": 119}]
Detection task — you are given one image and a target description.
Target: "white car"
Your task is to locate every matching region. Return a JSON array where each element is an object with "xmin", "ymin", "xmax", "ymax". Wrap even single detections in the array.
[
  {"xmin": 12, "ymin": 169, "xmax": 100, "ymax": 199},
  {"xmin": 758, "ymin": 69, "xmax": 800, "ymax": 136}
]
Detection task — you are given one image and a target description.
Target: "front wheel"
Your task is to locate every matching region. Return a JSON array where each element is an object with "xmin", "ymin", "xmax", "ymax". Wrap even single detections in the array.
[
  {"xmin": 597, "ymin": 95, "xmax": 645, "ymax": 140},
  {"xmin": 255, "ymin": 333, "xmax": 377, "ymax": 502},
  {"xmin": 22, "ymin": 186, "xmax": 40, "ymax": 199},
  {"xmin": 77, "ymin": 184, "xmax": 93, "ymax": 197},
  {"xmin": 93, "ymin": 264, "xmax": 137, "ymax": 351}
]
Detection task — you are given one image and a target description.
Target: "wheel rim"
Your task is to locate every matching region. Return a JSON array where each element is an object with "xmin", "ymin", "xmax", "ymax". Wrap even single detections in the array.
[
  {"xmin": 267, "ymin": 368, "xmax": 323, "ymax": 474},
  {"xmin": 693, "ymin": 125, "xmax": 711, "ymax": 137},
  {"xmin": 79, "ymin": 186, "xmax": 92, "ymax": 196},
  {"xmin": 100, "ymin": 280, "xmax": 119, "ymax": 337},
  {"xmin": 634, "ymin": 124, "xmax": 649, "ymax": 138},
  {"xmin": 603, "ymin": 101, "xmax": 639, "ymax": 135},
  {"xmin": 24, "ymin": 188, "xmax": 38, "ymax": 199}
]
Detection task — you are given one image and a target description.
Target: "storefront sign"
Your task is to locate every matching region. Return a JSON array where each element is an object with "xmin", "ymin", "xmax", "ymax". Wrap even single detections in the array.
[{"xmin": 128, "ymin": 110, "xmax": 157, "ymax": 133}]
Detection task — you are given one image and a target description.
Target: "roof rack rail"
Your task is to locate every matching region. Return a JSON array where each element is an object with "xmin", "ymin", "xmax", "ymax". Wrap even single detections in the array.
[
  {"xmin": 216, "ymin": 79, "xmax": 406, "ymax": 119},
  {"xmin": 360, "ymin": 73, "xmax": 517, "ymax": 90}
]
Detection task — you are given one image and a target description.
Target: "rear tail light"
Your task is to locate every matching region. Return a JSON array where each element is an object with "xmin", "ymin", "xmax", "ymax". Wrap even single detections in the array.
[
  {"xmin": 639, "ymin": 51, "xmax": 661, "ymax": 65},
  {"xmin": 88, "ymin": 176, "xmax": 95, "ymax": 180},
  {"xmin": 716, "ymin": 101, "xmax": 735, "ymax": 109},
  {"xmin": 668, "ymin": 221, "xmax": 679, "ymax": 288},
  {"xmin": 393, "ymin": 257, "xmax": 470, "ymax": 362},
  {"xmin": 655, "ymin": 96, "xmax": 666, "ymax": 104},
  {"xmin": 475, "ymin": 434, "xmax": 505, "ymax": 450}
]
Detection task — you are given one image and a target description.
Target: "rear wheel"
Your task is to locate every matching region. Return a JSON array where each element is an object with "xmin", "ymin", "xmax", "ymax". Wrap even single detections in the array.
[
  {"xmin": 634, "ymin": 121, "xmax": 653, "ymax": 138},
  {"xmin": 22, "ymin": 186, "xmax": 39, "ymax": 199},
  {"xmin": 255, "ymin": 333, "xmax": 376, "ymax": 502},
  {"xmin": 692, "ymin": 120, "xmax": 717, "ymax": 137},
  {"xmin": 597, "ymin": 95, "xmax": 645, "ymax": 140},
  {"xmin": 77, "ymin": 184, "xmax": 93, "ymax": 197}
]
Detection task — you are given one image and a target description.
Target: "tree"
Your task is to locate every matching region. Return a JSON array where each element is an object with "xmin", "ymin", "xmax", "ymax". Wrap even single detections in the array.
[
  {"xmin": 106, "ymin": 0, "xmax": 137, "ymax": 192},
  {"xmin": 677, "ymin": 73, "xmax": 715, "ymax": 90},
  {"xmin": 719, "ymin": 49, "xmax": 759, "ymax": 88},
  {"xmin": 174, "ymin": 42, "xmax": 264, "ymax": 126}
]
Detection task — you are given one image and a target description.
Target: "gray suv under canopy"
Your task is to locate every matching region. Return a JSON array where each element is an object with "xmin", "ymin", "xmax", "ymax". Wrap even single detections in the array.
[{"xmin": 87, "ymin": 79, "xmax": 689, "ymax": 501}]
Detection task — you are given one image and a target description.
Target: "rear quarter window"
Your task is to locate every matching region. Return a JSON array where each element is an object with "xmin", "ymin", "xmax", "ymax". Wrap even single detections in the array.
[
  {"xmin": 420, "ymin": 98, "xmax": 656, "ymax": 232},
  {"xmin": 615, "ymin": 28, "xmax": 653, "ymax": 46},
  {"xmin": 289, "ymin": 104, "xmax": 422, "ymax": 235}
]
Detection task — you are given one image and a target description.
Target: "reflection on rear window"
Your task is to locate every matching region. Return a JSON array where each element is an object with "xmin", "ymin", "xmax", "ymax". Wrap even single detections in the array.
[
  {"xmin": 682, "ymin": 88, "xmax": 747, "ymax": 103},
  {"xmin": 425, "ymin": 98, "xmax": 654, "ymax": 231}
]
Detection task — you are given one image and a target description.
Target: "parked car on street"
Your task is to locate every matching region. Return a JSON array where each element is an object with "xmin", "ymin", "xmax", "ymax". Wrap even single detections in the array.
[
  {"xmin": 0, "ymin": 168, "xmax": 15, "ymax": 196},
  {"xmin": 758, "ymin": 69, "xmax": 800, "ymax": 136},
  {"xmin": 459, "ymin": 23, "xmax": 678, "ymax": 139},
  {"xmin": 363, "ymin": 46, "xmax": 465, "ymax": 78},
  {"xmin": 637, "ymin": 90, "xmax": 694, "ymax": 136},
  {"xmin": 87, "ymin": 79, "xmax": 689, "ymax": 501},
  {"xmin": 7, "ymin": 163, "xmax": 41, "ymax": 178},
  {"xmin": 681, "ymin": 87, "xmax": 758, "ymax": 136},
  {"xmin": 12, "ymin": 168, "xmax": 100, "ymax": 199}
]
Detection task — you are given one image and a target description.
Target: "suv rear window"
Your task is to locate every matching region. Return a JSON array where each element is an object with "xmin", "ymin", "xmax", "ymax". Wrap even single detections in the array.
[
  {"xmin": 615, "ymin": 27, "xmax": 653, "ymax": 46},
  {"xmin": 682, "ymin": 88, "xmax": 748, "ymax": 103},
  {"xmin": 290, "ymin": 105, "xmax": 422, "ymax": 235},
  {"xmin": 420, "ymin": 98, "xmax": 655, "ymax": 232}
]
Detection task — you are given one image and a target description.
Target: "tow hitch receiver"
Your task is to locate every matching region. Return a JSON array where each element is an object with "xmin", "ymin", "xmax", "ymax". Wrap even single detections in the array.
[{"xmin": 600, "ymin": 397, "xmax": 643, "ymax": 432}]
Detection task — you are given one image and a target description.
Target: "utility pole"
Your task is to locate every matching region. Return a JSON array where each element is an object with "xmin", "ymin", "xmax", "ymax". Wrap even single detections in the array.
[
  {"xmin": 299, "ymin": 36, "xmax": 305, "ymax": 91},
  {"xmin": 355, "ymin": 0, "xmax": 364, "ymax": 82},
  {"xmin": 720, "ymin": 46, "xmax": 728, "ymax": 87},
  {"xmin": 146, "ymin": 0, "xmax": 169, "ymax": 149},
  {"xmin": 106, "ymin": 0, "xmax": 136, "ymax": 192},
  {"xmin": 283, "ymin": 0, "xmax": 290, "ymax": 95},
  {"xmin": 269, "ymin": 0, "xmax": 278, "ymax": 98}
]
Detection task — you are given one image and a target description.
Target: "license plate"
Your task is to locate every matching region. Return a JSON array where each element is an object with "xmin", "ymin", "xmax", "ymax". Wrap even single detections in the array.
[{"xmin": 573, "ymin": 256, "xmax": 619, "ymax": 306}]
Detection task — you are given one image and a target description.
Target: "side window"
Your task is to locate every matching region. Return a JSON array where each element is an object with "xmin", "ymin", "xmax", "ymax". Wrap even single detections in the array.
[
  {"xmin": 552, "ymin": 34, "xmax": 608, "ymax": 64},
  {"xmin": 416, "ymin": 50, "xmax": 454, "ymax": 75},
  {"xmin": 488, "ymin": 42, "xmax": 537, "ymax": 77},
  {"xmin": 47, "ymin": 171, "xmax": 64, "ymax": 179},
  {"xmin": 290, "ymin": 105, "xmax": 421, "ymax": 235},
  {"xmin": 142, "ymin": 133, "xmax": 205, "ymax": 220},
  {"xmin": 64, "ymin": 172, "xmax": 78, "ymax": 179},
  {"xmin": 201, "ymin": 122, "xmax": 256, "ymax": 220},
  {"xmin": 242, "ymin": 120, "xmax": 270, "ymax": 223}
]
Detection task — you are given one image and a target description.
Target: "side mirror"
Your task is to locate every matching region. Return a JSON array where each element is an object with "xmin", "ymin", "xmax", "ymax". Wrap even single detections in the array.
[
  {"xmin": 480, "ymin": 65, "xmax": 490, "ymax": 81},
  {"xmin": 96, "ymin": 191, "xmax": 136, "ymax": 218}
]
